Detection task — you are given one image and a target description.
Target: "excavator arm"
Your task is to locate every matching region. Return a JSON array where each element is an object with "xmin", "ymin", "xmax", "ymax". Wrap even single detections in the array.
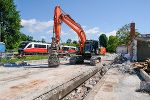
[{"xmin": 53, "ymin": 6, "xmax": 86, "ymax": 54}]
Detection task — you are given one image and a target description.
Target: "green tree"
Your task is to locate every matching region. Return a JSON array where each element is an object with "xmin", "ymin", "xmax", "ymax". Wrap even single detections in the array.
[
  {"xmin": 107, "ymin": 36, "xmax": 120, "ymax": 53},
  {"xmin": 99, "ymin": 34, "xmax": 108, "ymax": 48},
  {"xmin": 19, "ymin": 33, "xmax": 34, "ymax": 42},
  {"xmin": 64, "ymin": 40, "xmax": 79, "ymax": 47},
  {"xmin": 0, "ymin": 0, "xmax": 21, "ymax": 49},
  {"xmin": 72, "ymin": 40, "xmax": 77, "ymax": 44},
  {"xmin": 66, "ymin": 39, "xmax": 72, "ymax": 44},
  {"xmin": 20, "ymin": 33, "xmax": 28, "ymax": 41},
  {"xmin": 116, "ymin": 23, "xmax": 140, "ymax": 45},
  {"xmin": 27, "ymin": 36, "xmax": 33, "ymax": 41},
  {"xmin": 41, "ymin": 38, "xmax": 46, "ymax": 43}
]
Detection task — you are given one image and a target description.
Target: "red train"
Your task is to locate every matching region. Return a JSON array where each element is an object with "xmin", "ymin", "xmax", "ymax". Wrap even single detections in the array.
[
  {"xmin": 58, "ymin": 45, "xmax": 77, "ymax": 54},
  {"xmin": 18, "ymin": 41, "xmax": 51, "ymax": 54},
  {"xmin": 18, "ymin": 41, "xmax": 77, "ymax": 55}
]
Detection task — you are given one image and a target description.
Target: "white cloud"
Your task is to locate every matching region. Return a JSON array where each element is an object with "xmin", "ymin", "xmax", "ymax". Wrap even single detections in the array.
[
  {"xmin": 21, "ymin": 19, "xmax": 53, "ymax": 33},
  {"xmin": 60, "ymin": 27, "xmax": 117, "ymax": 41},
  {"xmin": 61, "ymin": 31, "xmax": 68, "ymax": 35},
  {"xmin": 21, "ymin": 19, "xmax": 117, "ymax": 42},
  {"xmin": 40, "ymin": 36, "xmax": 46, "ymax": 39},
  {"xmin": 105, "ymin": 30, "xmax": 117, "ymax": 37},
  {"xmin": 82, "ymin": 25, "xmax": 86, "ymax": 29},
  {"xmin": 46, "ymin": 29, "xmax": 53, "ymax": 34},
  {"xmin": 58, "ymin": 27, "xmax": 101, "ymax": 40},
  {"xmin": 61, "ymin": 29, "xmax": 75, "ymax": 36},
  {"xmin": 85, "ymin": 27, "xmax": 100, "ymax": 34}
]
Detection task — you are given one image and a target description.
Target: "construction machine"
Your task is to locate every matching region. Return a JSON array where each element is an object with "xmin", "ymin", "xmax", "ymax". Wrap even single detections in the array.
[{"xmin": 48, "ymin": 6, "xmax": 101, "ymax": 67}]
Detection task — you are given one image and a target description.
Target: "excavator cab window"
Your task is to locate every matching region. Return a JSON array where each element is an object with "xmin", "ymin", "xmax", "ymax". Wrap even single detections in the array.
[
  {"xmin": 93, "ymin": 41, "xmax": 98, "ymax": 54},
  {"xmin": 84, "ymin": 43, "xmax": 92, "ymax": 53},
  {"xmin": 84, "ymin": 40, "xmax": 99, "ymax": 54}
]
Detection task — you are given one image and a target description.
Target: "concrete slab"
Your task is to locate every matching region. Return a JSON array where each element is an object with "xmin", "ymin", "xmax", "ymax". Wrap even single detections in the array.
[
  {"xmin": 140, "ymin": 69, "xmax": 150, "ymax": 82},
  {"xmin": 0, "ymin": 63, "xmax": 100, "ymax": 100},
  {"xmin": 85, "ymin": 68, "xmax": 150, "ymax": 100}
]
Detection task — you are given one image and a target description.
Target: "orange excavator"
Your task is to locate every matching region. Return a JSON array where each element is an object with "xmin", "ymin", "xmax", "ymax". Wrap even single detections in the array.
[{"xmin": 48, "ymin": 6, "xmax": 101, "ymax": 67}]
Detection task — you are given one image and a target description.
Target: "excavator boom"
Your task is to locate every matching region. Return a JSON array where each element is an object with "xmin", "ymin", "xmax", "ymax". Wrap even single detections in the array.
[{"xmin": 53, "ymin": 6, "xmax": 86, "ymax": 54}]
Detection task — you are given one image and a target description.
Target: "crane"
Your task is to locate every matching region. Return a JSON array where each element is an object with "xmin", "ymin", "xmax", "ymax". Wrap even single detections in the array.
[{"xmin": 48, "ymin": 6, "xmax": 101, "ymax": 67}]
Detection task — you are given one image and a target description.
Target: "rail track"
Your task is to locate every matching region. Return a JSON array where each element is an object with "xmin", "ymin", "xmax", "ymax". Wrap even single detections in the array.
[
  {"xmin": 61, "ymin": 65, "xmax": 111, "ymax": 100},
  {"xmin": 34, "ymin": 59, "xmax": 116, "ymax": 100}
]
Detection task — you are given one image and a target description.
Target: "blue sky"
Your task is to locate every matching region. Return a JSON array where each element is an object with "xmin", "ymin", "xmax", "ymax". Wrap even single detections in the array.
[{"xmin": 14, "ymin": 0, "xmax": 150, "ymax": 42}]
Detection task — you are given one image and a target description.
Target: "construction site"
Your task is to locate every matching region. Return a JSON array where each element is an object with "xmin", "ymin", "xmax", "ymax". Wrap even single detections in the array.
[{"xmin": 0, "ymin": 0, "xmax": 150, "ymax": 100}]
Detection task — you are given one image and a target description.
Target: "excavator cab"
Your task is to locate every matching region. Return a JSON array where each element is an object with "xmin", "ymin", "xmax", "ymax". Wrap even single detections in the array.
[
  {"xmin": 70, "ymin": 40, "xmax": 101, "ymax": 65},
  {"xmin": 83, "ymin": 40, "xmax": 99, "ymax": 60}
]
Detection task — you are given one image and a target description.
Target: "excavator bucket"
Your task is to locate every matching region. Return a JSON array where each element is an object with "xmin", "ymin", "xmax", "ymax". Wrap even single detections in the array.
[
  {"xmin": 48, "ymin": 37, "xmax": 60, "ymax": 67},
  {"xmin": 48, "ymin": 51, "xmax": 60, "ymax": 67}
]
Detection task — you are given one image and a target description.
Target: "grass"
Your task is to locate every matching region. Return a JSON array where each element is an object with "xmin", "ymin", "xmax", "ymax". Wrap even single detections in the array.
[{"xmin": 1, "ymin": 55, "xmax": 48, "ymax": 63}]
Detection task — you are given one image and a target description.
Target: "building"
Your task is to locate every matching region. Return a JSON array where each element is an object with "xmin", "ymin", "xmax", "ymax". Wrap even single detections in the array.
[
  {"xmin": 116, "ymin": 22, "xmax": 150, "ymax": 61},
  {"xmin": 116, "ymin": 45, "xmax": 128, "ymax": 54},
  {"xmin": 123, "ymin": 23, "xmax": 150, "ymax": 61},
  {"xmin": 131, "ymin": 34, "xmax": 150, "ymax": 61}
]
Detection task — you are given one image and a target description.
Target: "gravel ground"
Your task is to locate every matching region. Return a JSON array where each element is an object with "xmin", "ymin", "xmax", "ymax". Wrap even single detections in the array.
[
  {"xmin": 0, "ymin": 65, "xmax": 98, "ymax": 100},
  {"xmin": 0, "ymin": 53, "xmax": 117, "ymax": 100}
]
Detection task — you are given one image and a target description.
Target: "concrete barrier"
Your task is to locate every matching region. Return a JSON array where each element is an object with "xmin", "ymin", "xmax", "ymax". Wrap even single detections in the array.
[
  {"xmin": 139, "ymin": 69, "xmax": 150, "ymax": 92},
  {"xmin": 140, "ymin": 69, "xmax": 150, "ymax": 82}
]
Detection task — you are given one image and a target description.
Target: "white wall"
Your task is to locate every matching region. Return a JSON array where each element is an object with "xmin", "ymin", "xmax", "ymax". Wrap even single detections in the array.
[{"xmin": 116, "ymin": 46, "xmax": 128, "ymax": 54}]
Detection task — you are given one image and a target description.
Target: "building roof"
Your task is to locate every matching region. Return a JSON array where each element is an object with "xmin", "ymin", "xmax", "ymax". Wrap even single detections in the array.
[
  {"xmin": 136, "ymin": 34, "xmax": 150, "ymax": 42},
  {"xmin": 141, "ymin": 34, "xmax": 150, "ymax": 38}
]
